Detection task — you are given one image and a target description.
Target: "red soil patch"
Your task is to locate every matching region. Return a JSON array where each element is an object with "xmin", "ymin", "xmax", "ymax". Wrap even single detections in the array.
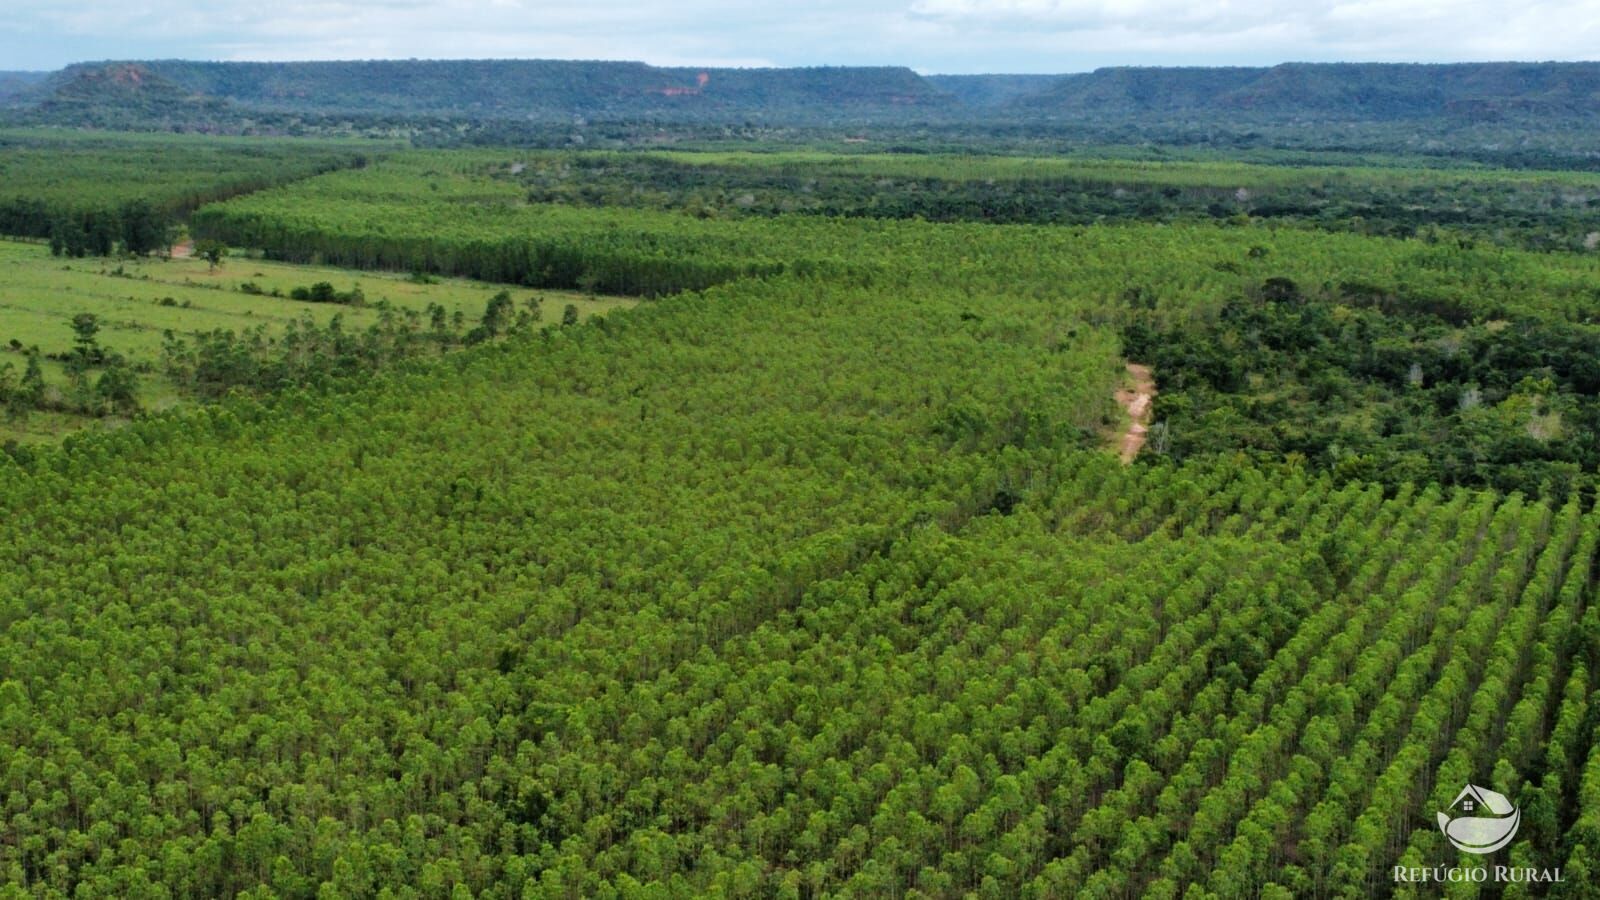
[{"xmin": 1113, "ymin": 362, "xmax": 1156, "ymax": 463}]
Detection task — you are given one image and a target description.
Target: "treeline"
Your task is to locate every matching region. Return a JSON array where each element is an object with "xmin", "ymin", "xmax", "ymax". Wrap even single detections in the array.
[
  {"xmin": 193, "ymin": 150, "xmax": 1600, "ymax": 319},
  {"xmin": 39, "ymin": 197, "xmax": 174, "ymax": 257},
  {"xmin": 504, "ymin": 151, "xmax": 1600, "ymax": 252},
  {"xmin": 193, "ymin": 204, "xmax": 788, "ymax": 296}
]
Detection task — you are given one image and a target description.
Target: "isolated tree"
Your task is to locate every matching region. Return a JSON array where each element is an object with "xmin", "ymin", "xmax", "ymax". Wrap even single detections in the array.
[
  {"xmin": 195, "ymin": 239, "xmax": 228, "ymax": 273},
  {"xmin": 1260, "ymin": 276, "xmax": 1301, "ymax": 304},
  {"xmin": 71, "ymin": 313, "xmax": 103, "ymax": 366},
  {"xmin": 562, "ymin": 304, "xmax": 580, "ymax": 327}
]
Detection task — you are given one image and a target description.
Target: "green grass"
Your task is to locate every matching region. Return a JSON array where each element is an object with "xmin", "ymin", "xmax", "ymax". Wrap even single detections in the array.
[{"xmin": 0, "ymin": 239, "xmax": 635, "ymax": 442}]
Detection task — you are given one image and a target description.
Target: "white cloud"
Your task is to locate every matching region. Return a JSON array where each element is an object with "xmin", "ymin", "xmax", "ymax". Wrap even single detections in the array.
[
  {"xmin": 908, "ymin": 0, "xmax": 1600, "ymax": 62},
  {"xmin": 3, "ymin": 0, "xmax": 1600, "ymax": 72}
]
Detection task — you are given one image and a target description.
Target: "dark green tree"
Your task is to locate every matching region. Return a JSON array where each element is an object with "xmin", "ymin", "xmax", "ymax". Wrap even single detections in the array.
[
  {"xmin": 119, "ymin": 198, "xmax": 174, "ymax": 256},
  {"xmin": 19, "ymin": 351, "xmax": 45, "ymax": 409},
  {"xmin": 481, "ymin": 290, "xmax": 514, "ymax": 337},
  {"xmin": 96, "ymin": 357, "xmax": 140, "ymax": 415},
  {"xmin": 71, "ymin": 313, "xmax": 104, "ymax": 366},
  {"xmin": 195, "ymin": 238, "xmax": 228, "ymax": 273}
]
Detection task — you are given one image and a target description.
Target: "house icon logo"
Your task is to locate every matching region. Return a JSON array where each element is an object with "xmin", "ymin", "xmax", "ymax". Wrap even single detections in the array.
[{"xmin": 1437, "ymin": 784, "xmax": 1520, "ymax": 854}]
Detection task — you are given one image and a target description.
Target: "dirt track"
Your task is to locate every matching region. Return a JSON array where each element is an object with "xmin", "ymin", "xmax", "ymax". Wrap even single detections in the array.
[{"xmin": 1114, "ymin": 362, "xmax": 1156, "ymax": 463}]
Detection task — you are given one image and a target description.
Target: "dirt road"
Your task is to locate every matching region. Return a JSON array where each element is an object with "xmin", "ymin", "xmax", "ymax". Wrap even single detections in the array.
[{"xmin": 1114, "ymin": 362, "xmax": 1156, "ymax": 463}]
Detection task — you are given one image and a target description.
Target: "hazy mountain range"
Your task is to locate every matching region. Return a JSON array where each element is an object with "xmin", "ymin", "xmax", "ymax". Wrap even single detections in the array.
[
  {"xmin": 10, "ymin": 59, "xmax": 1600, "ymax": 119},
  {"xmin": 7, "ymin": 59, "xmax": 1600, "ymax": 152}
]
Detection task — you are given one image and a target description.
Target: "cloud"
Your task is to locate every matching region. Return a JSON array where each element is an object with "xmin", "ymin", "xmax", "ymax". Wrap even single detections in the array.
[
  {"xmin": 2, "ymin": 0, "xmax": 1599, "ymax": 72},
  {"xmin": 907, "ymin": 0, "xmax": 1600, "ymax": 63}
]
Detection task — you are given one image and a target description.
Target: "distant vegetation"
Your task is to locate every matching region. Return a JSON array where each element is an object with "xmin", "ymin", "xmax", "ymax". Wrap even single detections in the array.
[
  {"xmin": 25, "ymin": 59, "xmax": 1600, "ymax": 126},
  {"xmin": 9, "ymin": 60, "xmax": 1600, "ymax": 168},
  {"xmin": 27, "ymin": 59, "xmax": 950, "ymax": 125},
  {"xmin": 1017, "ymin": 62, "xmax": 1600, "ymax": 121},
  {"xmin": 0, "ymin": 71, "xmax": 48, "ymax": 107},
  {"xmin": 0, "ymin": 129, "xmax": 375, "ymax": 251},
  {"xmin": 502, "ymin": 149, "xmax": 1600, "ymax": 252}
]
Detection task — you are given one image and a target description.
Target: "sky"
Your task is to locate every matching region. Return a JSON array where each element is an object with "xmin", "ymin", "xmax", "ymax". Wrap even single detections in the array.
[{"xmin": 5, "ymin": 0, "xmax": 1600, "ymax": 73}]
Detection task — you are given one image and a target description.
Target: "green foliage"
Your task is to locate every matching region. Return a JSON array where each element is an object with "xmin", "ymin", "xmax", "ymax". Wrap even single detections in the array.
[
  {"xmin": 94, "ymin": 356, "xmax": 139, "ymax": 415},
  {"xmin": 0, "ymin": 129, "xmax": 372, "ymax": 251},
  {"xmin": 195, "ymin": 237, "xmax": 228, "ymax": 271},
  {"xmin": 18, "ymin": 350, "xmax": 44, "ymax": 405},
  {"xmin": 1126, "ymin": 281, "xmax": 1600, "ymax": 498},
  {"xmin": 32, "ymin": 58, "xmax": 951, "ymax": 123},
  {"xmin": 5, "ymin": 141, "xmax": 1600, "ymax": 898},
  {"xmin": 0, "ymin": 237, "xmax": 1120, "ymax": 894},
  {"xmin": 287, "ymin": 281, "xmax": 364, "ymax": 305},
  {"xmin": 501, "ymin": 150, "xmax": 1600, "ymax": 251},
  {"xmin": 117, "ymin": 197, "xmax": 174, "ymax": 255},
  {"xmin": 69, "ymin": 312, "xmax": 101, "ymax": 362}
]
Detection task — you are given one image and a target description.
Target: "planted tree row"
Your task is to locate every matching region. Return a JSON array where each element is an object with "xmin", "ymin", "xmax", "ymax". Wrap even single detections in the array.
[{"xmin": 0, "ymin": 130, "xmax": 371, "ymax": 250}]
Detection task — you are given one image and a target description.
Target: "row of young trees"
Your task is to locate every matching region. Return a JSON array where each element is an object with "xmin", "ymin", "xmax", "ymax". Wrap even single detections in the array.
[
  {"xmin": 0, "ymin": 132, "xmax": 371, "ymax": 247},
  {"xmin": 4, "ymin": 286, "xmax": 1595, "ymax": 896}
]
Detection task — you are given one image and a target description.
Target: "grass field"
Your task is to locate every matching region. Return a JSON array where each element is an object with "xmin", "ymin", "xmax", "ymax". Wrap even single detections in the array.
[{"xmin": 0, "ymin": 239, "xmax": 635, "ymax": 442}]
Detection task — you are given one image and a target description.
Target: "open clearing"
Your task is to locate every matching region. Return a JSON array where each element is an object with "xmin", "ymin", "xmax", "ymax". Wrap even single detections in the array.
[
  {"xmin": 0, "ymin": 239, "xmax": 634, "ymax": 360},
  {"xmin": 1114, "ymin": 361, "xmax": 1155, "ymax": 463},
  {"xmin": 0, "ymin": 239, "xmax": 636, "ymax": 442}
]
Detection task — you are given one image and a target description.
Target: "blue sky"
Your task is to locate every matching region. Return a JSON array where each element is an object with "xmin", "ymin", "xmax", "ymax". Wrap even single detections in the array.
[{"xmin": 5, "ymin": 0, "xmax": 1599, "ymax": 73}]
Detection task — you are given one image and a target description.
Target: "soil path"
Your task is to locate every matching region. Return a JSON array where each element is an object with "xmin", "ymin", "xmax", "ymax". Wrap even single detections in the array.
[{"xmin": 1113, "ymin": 362, "xmax": 1156, "ymax": 463}]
